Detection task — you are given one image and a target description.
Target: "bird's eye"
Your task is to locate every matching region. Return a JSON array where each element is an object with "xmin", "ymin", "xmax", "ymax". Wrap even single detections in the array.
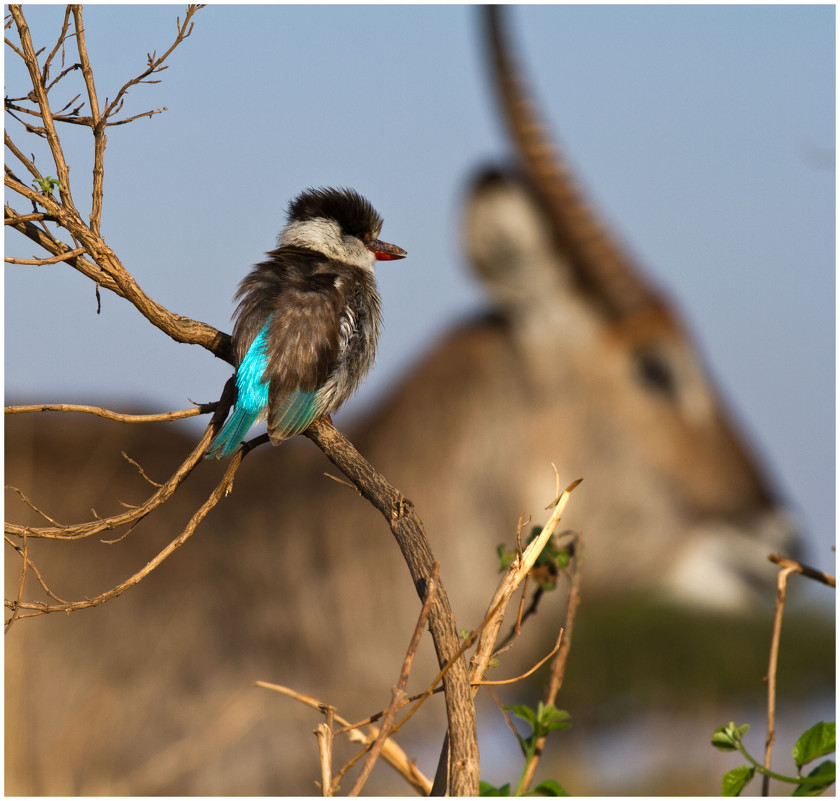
[{"xmin": 634, "ymin": 348, "xmax": 678, "ymax": 400}]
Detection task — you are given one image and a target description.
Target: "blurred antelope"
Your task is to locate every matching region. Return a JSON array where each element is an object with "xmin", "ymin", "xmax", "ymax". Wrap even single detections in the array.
[{"xmin": 6, "ymin": 6, "xmax": 797, "ymax": 796}]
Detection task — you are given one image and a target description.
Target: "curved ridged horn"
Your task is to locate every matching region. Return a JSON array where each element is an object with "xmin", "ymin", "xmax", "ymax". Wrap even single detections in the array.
[{"xmin": 484, "ymin": 5, "xmax": 668, "ymax": 321}]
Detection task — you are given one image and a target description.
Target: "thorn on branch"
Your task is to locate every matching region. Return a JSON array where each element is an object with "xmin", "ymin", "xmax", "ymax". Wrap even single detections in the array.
[{"xmin": 323, "ymin": 472, "xmax": 359, "ymax": 493}]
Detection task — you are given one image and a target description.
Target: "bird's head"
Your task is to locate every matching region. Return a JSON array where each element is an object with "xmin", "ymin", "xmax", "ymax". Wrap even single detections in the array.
[{"xmin": 279, "ymin": 187, "xmax": 406, "ymax": 270}]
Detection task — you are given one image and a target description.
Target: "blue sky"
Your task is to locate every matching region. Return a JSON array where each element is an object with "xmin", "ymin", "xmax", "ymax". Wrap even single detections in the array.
[{"xmin": 5, "ymin": 4, "xmax": 835, "ymax": 562}]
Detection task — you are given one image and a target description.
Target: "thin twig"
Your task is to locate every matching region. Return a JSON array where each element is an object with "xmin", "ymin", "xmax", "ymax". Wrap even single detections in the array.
[
  {"xmin": 518, "ymin": 532, "xmax": 584, "ymax": 793},
  {"xmin": 346, "ymin": 564, "xmax": 439, "ymax": 796},
  {"xmin": 69, "ymin": 5, "xmax": 104, "ymax": 234},
  {"xmin": 254, "ymin": 682, "xmax": 432, "ymax": 795},
  {"xmin": 489, "ymin": 686, "xmax": 528, "ymax": 757},
  {"xmin": 8, "ymin": 5, "xmax": 76, "ymax": 212},
  {"xmin": 4, "ymin": 534, "xmax": 68, "ymax": 607},
  {"xmin": 4, "ymin": 420, "xmax": 244, "ymax": 618},
  {"xmin": 40, "ymin": 5, "xmax": 72, "ymax": 85},
  {"xmin": 469, "ymin": 478, "xmax": 582, "ymax": 686},
  {"xmin": 100, "ymin": 5, "xmax": 202, "ymax": 123},
  {"xmin": 5, "ymin": 402, "xmax": 212, "ymax": 422},
  {"xmin": 5, "ymin": 384, "xmax": 230, "ymax": 541},
  {"xmin": 4, "ymin": 129, "xmax": 44, "ymax": 181},
  {"xmin": 314, "ymin": 706, "xmax": 335, "ymax": 797},
  {"xmin": 3, "ymin": 211, "xmax": 47, "ymax": 225},
  {"xmin": 5, "ymin": 530, "xmax": 29, "ymax": 631},
  {"xmin": 6, "ymin": 485, "xmax": 63, "ymax": 527},
  {"xmin": 6, "ymin": 247, "xmax": 86, "ymax": 265},
  {"xmin": 767, "ymin": 553, "xmax": 835, "ymax": 588},
  {"xmin": 473, "ymin": 633, "xmax": 562, "ymax": 686},
  {"xmin": 122, "ymin": 452, "xmax": 163, "ymax": 488},
  {"xmin": 762, "ymin": 566, "xmax": 796, "ymax": 795}
]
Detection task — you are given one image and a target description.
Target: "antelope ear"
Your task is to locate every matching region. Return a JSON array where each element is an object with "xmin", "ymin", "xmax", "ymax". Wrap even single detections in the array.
[{"xmin": 462, "ymin": 168, "xmax": 581, "ymax": 321}]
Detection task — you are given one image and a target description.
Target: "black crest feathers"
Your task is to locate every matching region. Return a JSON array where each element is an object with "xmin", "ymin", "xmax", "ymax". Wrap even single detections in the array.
[{"xmin": 287, "ymin": 187, "xmax": 383, "ymax": 241}]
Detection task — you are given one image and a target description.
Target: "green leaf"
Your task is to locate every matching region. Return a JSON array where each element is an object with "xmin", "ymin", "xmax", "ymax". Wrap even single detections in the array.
[
  {"xmin": 722, "ymin": 765, "xmax": 755, "ymax": 796},
  {"xmin": 793, "ymin": 759, "xmax": 836, "ymax": 797},
  {"xmin": 497, "ymin": 544, "xmax": 516, "ymax": 571},
  {"xmin": 506, "ymin": 704, "xmax": 538, "ymax": 729},
  {"xmin": 529, "ymin": 778, "xmax": 569, "ymax": 796},
  {"xmin": 535, "ymin": 703, "xmax": 571, "ymax": 734},
  {"xmin": 793, "ymin": 722, "xmax": 836, "ymax": 769},
  {"xmin": 479, "ymin": 780, "xmax": 511, "ymax": 796},
  {"xmin": 712, "ymin": 722, "xmax": 750, "ymax": 751}
]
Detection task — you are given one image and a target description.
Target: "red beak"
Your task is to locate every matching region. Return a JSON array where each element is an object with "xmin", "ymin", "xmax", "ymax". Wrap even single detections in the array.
[{"xmin": 368, "ymin": 239, "xmax": 407, "ymax": 261}]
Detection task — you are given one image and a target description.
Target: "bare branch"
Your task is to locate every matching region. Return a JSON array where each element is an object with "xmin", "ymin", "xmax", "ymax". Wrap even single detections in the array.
[
  {"xmin": 346, "ymin": 565, "xmax": 439, "ymax": 796},
  {"xmin": 303, "ymin": 419, "xmax": 480, "ymax": 796},
  {"xmin": 6, "ymin": 247, "xmax": 86, "ymax": 265},
  {"xmin": 121, "ymin": 452, "xmax": 164, "ymax": 489},
  {"xmin": 4, "ymin": 105, "xmax": 47, "ymax": 136},
  {"xmin": 3, "ymin": 211, "xmax": 47, "ymax": 225},
  {"xmin": 472, "ymin": 632, "xmax": 562, "ymax": 686},
  {"xmin": 5, "ymin": 407, "xmax": 220, "ymax": 541},
  {"xmin": 517, "ymin": 531, "xmax": 584, "ymax": 793},
  {"xmin": 313, "ymin": 707, "xmax": 335, "ymax": 797},
  {"xmin": 101, "ymin": 5, "xmax": 203, "ymax": 122},
  {"xmin": 768, "ymin": 552, "xmax": 835, "ymax": 588},
  {"xmin": 3, "ymin": 197, "xmax": 234, "ymax": 362},
  {"xmin": 5, "ymin": 129, "xmax": 44, "ymax": 181},
  {"xmin": 255, "ymin": 681, "xmax": 432, "ymax": 795},
  {"xmin": 762, "ymin": 565, "xmax": 796, "ymax": 794},
  {"xmin": 468, "ymin": 477, "xmax": 582, "ymax": 686},
  {"xmin": 8, "ymin": 5, "xmax": 76, "ymax": 212},
  {"xmin": 5, "ymin": 402, "xmax": 212, "ymax": 422},
  {"xmin": 5, "ymin": 531, "xmax": 30, "ymax": 631},
  {"xmin": 69, "ymin": 5, "xmax": 104, "ymax": 233},
  {"xmin": 6, "ymin": 485, "xmax": 63, "ymax": 527},
  {"xmin": 40, "ymin": 5, "xmax": 73, "ymax": 85},
  {"xmin": 4, "ymin": 33, "xmax": 25, "ymax": 60},
  {"xmin": 106, "ymin": 106, "xmax": 168, "ymax": 126},
  {"xmin": 4, "ymin": 203, "xmax": 116, "ymax": 289},
  {"xmin": 761, "ymin": 552, "xmax": 835, "ymax": 793},
  {"xmin": 5, "ymin": 419, "xmax": 242, "ymax": 619},
  {"xmin": 5, "ymin": 534, "xmax": 68, "ymax": 610}
]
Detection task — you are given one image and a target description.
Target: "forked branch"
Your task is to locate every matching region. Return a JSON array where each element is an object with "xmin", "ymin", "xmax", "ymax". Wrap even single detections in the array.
[{"xmin": 5, "ymin": 5, "xmax": 231, "ymax": 362}]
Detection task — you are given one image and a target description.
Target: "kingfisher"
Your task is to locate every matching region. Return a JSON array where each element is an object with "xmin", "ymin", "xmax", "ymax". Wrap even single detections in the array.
[{"xmin": 206, "ymin": 187, "xmax": 406, "ymax": 459}]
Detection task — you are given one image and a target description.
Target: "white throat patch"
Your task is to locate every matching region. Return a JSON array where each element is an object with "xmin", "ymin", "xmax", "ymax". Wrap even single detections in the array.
[{"xmin": 279, "ymin": 218, "xmax": 374, "ymax": 270}]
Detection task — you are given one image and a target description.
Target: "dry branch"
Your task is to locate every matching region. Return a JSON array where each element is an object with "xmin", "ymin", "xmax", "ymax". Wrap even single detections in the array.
[
  {"xmin": 5, "ymin": 247, "xmax": 86, "ymax": 265},
  {"xmin": 762, "ymin": 554, "xmax": 835, "ymax": 795},
  {"xmin": 4, "ymin": 418, "xmax": 239, "ymax": 621},
  {"xmin": 5, "ymin": 6, "xmax": 233, "ymax": 363},
  {"xmin": 7, "ymin": 419, "xmax": 211, "ymax": 541},
  {"xmin": 303, "ymin": 419, "xmax": 479, "ymax": 796},
  {"xmin": 767, "ymin": 552, "xmax": 835, "ymax": 588},
  {"xmin": 517, "ymin": 531, "xmax": 583, "ymax": 793},
  {"xmin": 345, "ymin": 564, "xmax": 438, "ymax": 796},
  {"xmin": 255, "ymin": 681, "xmax": 433, "ymax": 795},
  {"xmin": 469, "ymin": 477, "xmax": 581, "ymax": 685},
  {"xmin": 5, "ymin": 401, "xmax": 212, "ymax": 422}
]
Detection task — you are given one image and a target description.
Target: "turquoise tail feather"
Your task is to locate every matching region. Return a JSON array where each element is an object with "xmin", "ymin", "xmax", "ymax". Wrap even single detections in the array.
[
  {"xmin": 206, "ymin": 406, "xmax": 261, "ymax": 459},
  {"xmin": 206, "ymin": 322, "xmax": 271, "ymax": 459}
]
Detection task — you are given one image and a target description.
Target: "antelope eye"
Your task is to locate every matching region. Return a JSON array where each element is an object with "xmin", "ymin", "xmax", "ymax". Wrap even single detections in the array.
[{"xmin": 634, "ymin": 348, "xmax": 678, "ymax": 400}]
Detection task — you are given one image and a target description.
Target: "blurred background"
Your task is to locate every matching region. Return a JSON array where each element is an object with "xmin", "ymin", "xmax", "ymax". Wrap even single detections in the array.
[{"xmin": 5, "ymin": 4, "xmax": 835, "ymax": 796}]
